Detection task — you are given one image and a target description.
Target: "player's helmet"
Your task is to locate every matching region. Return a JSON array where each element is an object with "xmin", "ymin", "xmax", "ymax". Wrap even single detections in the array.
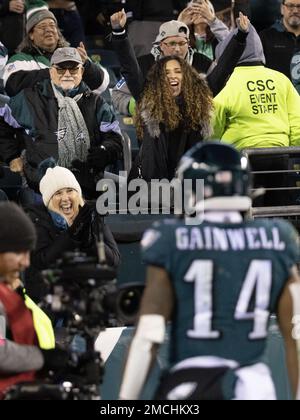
[{"xmin": 177, "ymin": 142, "xmax": 252, "ymax": 211}]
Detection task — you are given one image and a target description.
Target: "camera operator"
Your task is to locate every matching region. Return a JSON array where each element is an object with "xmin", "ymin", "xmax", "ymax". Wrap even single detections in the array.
[
  {"xmin": 25, "ymin": 166, "xmax": 120, "ymax": 301},
  {"xmin": 0, "ymin": 202, "xmax": 69, "ymax": 399}
]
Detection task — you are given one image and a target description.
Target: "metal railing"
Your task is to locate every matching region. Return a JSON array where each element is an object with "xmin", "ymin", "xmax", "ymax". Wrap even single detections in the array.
[{"xmin": 242, "ymin": 147, "xmax": 300, "ymax": 221}]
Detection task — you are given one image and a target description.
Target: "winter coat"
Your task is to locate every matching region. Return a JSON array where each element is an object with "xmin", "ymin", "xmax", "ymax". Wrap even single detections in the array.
[
  {"xmin": 0, "ymin": 0, "xmax": 24, "ymax": 57},
  {"xmin": 130, "ymin": 122, "xmax": 210, "ymax": 182},
  {"xmin": 3, "ymin": 79, "xmax": 123, "ymax": 191},
  {"xmin": 25, "ymin": 204, "xmax": 121, "ymax": 301},
  {"xmin": 3, "ymin": 49, "xmax": 109, "ymax": 97},
  {"xmin": 260, "ymin": 20, "xmax": 300, "ymax": 94},
  {"xmin": 0, "ymin": 285, "xmax": 44, "ymax": 399},
  {"xmin": 0, "ymin": 105, "xmax": 26, "ymax": 163},
  {"xmin": 112, "ymin": 33, "xmax": 228, "ymax": 181}
]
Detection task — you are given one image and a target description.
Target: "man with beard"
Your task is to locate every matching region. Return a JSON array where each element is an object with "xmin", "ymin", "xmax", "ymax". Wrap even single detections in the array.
[{"xmin": 260, "ymin": 0, "xmax": 300, "ymax": 94}]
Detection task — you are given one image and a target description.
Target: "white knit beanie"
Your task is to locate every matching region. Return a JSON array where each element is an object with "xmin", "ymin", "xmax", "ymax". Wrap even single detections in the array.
[{"xmin": 39, "ymin": 166, "xmax": 82, "ymax": 207}]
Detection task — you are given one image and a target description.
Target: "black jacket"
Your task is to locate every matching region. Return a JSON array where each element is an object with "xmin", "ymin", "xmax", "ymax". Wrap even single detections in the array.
[
  {"xmin": 260, "ymin": 20, "xmax": 300, "ymax": 87},
  {"xmin": 130, "ymin": 123, "xmax": 205, "ymax": 182},
  {"xmin": 25, "ymin": 204, "xmax": 121, "ymax": 301},
  {"xmin": 0, "ymin": 115, "xmax": 25, "ymax": 163},
  {"xmin": 112, "ymin": 31, "xmax": 247, "ymax": 181},
  {"xmin": 6, "ymin": 79, "xmax": 123, "ymax": 191},
  {"xmin": 0, "ymin": 0, "xmax": 24, "ymax": 56},
  {"xmin": 4, "ymin": 52, "xmax": 108, "ymax": 98}
]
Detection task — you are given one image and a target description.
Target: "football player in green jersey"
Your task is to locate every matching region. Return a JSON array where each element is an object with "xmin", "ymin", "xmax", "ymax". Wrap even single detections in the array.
[{"xmin": 119, "ymin": 142, "xmax": 300, "ymax": 400}]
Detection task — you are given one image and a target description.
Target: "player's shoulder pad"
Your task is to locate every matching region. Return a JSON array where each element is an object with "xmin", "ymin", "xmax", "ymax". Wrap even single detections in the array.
[{"xmin": 273, "ymin": 218, "xmax": 299, "ymax": 239}]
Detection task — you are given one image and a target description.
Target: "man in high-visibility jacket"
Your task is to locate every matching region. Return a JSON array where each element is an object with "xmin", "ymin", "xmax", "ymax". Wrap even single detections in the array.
[
  {"xmin": 212, "ymin": 24, "xmax": 300, "ymax": 149},
  {"xmin": 0, "ymin": 202, "xmax": 67, "ymax": 399}
]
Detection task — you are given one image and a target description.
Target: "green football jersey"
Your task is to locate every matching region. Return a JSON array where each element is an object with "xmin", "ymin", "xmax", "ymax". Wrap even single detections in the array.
[{"xmin": 142, "ymin": 217, "xmax": 299, "ymax": 367}]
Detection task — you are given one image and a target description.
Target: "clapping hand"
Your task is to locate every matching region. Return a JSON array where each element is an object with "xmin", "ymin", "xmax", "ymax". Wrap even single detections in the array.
[
  {"xmin": 9, "ymin": 0, "xmax": 24, "ymax": 14},
  {"xmin": 77, "ymin": 42, "xmax": 88, "ymax": 64}
]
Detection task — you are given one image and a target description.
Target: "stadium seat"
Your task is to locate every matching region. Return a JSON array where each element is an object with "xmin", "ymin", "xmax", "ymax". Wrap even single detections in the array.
[
  {"xmin": 87, "ymin": 48, "xmax": 120, "ymax": 73},
  {"xmin": 116, "ymin": 114, "xmax": 139, "ymax": 153},
  {"xmin": 243, "ymin": 147, "xmax": 300, "ymax": 233}
]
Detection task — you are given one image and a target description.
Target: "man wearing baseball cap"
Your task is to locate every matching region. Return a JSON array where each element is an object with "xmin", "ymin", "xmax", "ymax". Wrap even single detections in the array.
[
  {"xmin": 152, "ymin": 20, "xmax": 191, "ymax": 60},
  {"xmin": 6, "ymin": 46, "xmax": 122, "ymax": 198},
  {"xmin": 3, "ymin": 2, "xmax": 109, "ymax": 97}
]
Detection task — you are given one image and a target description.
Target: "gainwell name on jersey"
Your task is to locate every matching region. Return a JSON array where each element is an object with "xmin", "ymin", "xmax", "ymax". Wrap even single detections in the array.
[{"xmin": 176, "ymin": 226, "xmax": 285, "ymax": 252}]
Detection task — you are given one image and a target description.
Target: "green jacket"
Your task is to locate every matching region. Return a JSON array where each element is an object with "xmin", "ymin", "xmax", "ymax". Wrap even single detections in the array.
[{"xmin": 4, "ymin": 50, "xmax": 109, "ymax": 97}]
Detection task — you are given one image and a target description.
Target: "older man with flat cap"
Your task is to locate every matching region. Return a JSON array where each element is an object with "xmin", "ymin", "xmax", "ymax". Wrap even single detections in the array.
[
  {"xmin": 4, "ymin": 47, "xmax": 122, "ymax": 199},
  {"xmin": 3, "ymin": 3, "xmax": 109, "ymax": 97}
]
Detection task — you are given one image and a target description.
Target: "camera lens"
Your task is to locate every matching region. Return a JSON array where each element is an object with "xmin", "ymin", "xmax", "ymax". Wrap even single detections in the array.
[{"xmin": 119, "ymin": 289, "xmax": 141, "ymax": 316}]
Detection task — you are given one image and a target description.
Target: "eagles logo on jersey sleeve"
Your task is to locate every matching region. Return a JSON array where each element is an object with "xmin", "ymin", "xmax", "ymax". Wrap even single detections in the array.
[{"xmin": 141, "ymin": 222, "xmax": 174, "ymax": 271}]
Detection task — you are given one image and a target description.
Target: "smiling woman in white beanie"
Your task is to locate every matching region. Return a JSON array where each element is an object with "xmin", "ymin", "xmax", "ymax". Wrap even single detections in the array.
[
  {"xmin": 24, "ymin": 166, "xmax": 120, "ymax": 301},
  {"xmin": 39, "ymin": 166, "xmax": 84, "ymax": 225}
]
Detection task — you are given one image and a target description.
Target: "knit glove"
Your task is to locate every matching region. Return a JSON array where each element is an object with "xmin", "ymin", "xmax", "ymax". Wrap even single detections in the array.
[
  {"xmin": 87, "ymin": 146, "xmax": 111, "ymax": 171},
  {"xmin": 68, "ymin": 204, "xmax": 94, "ymax": 242}
]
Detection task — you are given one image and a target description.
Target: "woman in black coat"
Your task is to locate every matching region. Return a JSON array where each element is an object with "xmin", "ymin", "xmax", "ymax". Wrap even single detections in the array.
[
  {"xmin": 25, "ymin": 166, "xmax": 120, "ymax": 301},
  {"xmin": 111, "ymin": 10, "xmax": 250, "ymax": 182}
]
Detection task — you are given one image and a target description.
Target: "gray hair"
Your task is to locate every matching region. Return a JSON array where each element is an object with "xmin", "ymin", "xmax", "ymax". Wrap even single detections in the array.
[{"xmin": 16, "ymin": 28, "xmax": 69, "ymax": 54}]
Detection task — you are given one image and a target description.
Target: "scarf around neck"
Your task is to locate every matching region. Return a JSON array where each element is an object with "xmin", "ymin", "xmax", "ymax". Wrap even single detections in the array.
[{"xmin": 52, "ymin": 82, "xmax": 91, "ymax": 168}]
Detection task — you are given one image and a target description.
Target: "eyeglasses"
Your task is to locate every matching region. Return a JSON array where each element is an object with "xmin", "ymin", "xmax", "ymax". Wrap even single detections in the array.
[
  {"xmin": 162, "ymin": 41, "xmax": 189, "ymax": 49},
  {"xmin": 34, "ymin": 23, "xmax": 57, "ymax": 32},
  {"xmin": 283, "ymin": 3, "xmax": 300, "ymax": 11},
  {"xmin": 53, "ymin": 66, "xmax": 81, "ymax": 75}
]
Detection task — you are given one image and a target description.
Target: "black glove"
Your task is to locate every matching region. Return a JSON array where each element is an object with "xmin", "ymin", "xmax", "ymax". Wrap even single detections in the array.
[
  {"xmin": 41, "ymin": 348, "xmax": 70, "ymax": 372},
  {"xmin": 87, "ymin": 146, "xmax": 111, "ymax": 171},
  {"xmin": 68, "ymin": 204, "xmax": 94, "ymax": 241},
  {"xmin": 0, "ymin": 164, "xmax": 4, "ymax": 179},
  {"xmin": 71, "ymin": 160, "xmax": 97, "ymax": 197},
  {"xmin": 77, "ymin": 351, "xmax": 104, "ymax": 385}
]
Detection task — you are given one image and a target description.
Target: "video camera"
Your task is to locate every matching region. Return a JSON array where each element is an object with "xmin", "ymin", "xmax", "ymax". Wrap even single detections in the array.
[
  {"xmin": 41, "ymin": 251, "xmax": 144, "ymax": 330},
  {"xmin": 5, "ymin": 251, "xmax": 144, "ymax": 400}
]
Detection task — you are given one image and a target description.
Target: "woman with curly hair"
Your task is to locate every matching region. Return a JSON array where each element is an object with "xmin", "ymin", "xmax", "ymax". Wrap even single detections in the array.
[
  {"xmin": 111, "ymin": 9, "xmax": 248, "ymax": 181},
  {"xmin": 133, "ymin": 55, "xmax": 213, "ymax": 180}
]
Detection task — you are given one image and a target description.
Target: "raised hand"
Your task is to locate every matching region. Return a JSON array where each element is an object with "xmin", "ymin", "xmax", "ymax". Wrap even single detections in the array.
[
  {"xmin": 178, "ymin": 7, "xmax": 194, "ymax": 26},
  {"xmin": 236, "ymin": 12, "xmax": 250, "ymax": 33},
  {"xmin": 110, "ymin": 9, "xmax": 127, "ymax": 31},
  {"xmin": 77, "ymin": 42, "xmax": 88, "ymax": 64},
  {"xmin": 9, "ymin": 0, "xmax": 24, "ymax": 14},
  {"xmin": 9, "ymin": 157, "xmax": 23, "ymax": 174},
  {"xmin": 191, "ymin": 1, "xmax": 216, "ymax": 25}
]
